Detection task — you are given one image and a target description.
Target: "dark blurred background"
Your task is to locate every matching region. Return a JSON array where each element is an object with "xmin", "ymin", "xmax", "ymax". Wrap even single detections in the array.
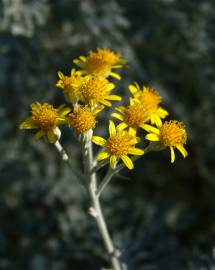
[{"xmin": 0, "ymin": 0, "xmax": 215, "ymax": 269}]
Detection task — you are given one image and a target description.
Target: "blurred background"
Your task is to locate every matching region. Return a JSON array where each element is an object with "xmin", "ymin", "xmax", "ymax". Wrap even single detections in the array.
[{"xmin": 0, "ymin": 0, "xmax": 215, "ymax": 269}]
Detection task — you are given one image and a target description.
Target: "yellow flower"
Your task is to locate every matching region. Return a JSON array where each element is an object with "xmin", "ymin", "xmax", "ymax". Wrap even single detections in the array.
[
  {"xmin": 56, "ymin": 69, "xmax": 83, "ymax": 103},
  {"xmin": 129, "ymin": 83, "xmax": 168, "ymax": 127},
  {"xmin": 143, "ymin": 120, "xmax": 188, "ymax": 163},
  {"xmin": 19, "ymin": 102, "xmax": 71, "ymax": 143},
  {"xmin": 112, "ymin": 99, "xmax": 149, "ymax": 134},
  {"xmin": 80, "ymin": 76, "xmax": 121, "ymax": 107},
  {"xmin": 92, "ymin": 120, "xmax": 144, "ymax": 170},
  {"xmin": 68, "ymin": 105, "xmax": 103, "ymax": 133},
  {"xmin": 73, "ymin": 48, "xmax": 127, "ymax": 80}
]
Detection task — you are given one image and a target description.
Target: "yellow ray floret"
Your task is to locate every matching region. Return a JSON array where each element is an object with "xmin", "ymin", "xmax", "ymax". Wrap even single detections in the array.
[
  {"xmin": 129, "ymin": 83, "xmax": 168, "ymax": 127},
  {"xmin": 112, "ymin": 99, "xmax": 149, "ymax": 134},
  {"xmin": 73, "ymin": 48, "xmax": 127, "ymax": 79},
  {"xmin": 92, "ymin": 120, "xmax": 144, "ymax": 170},
  {"xmin": 19, "ymin": 102, "xmax": 71, "ymax": 143},
  {"xmin": 68, "ymin": 105, "xmax": 103, "ymax": 133},
  {"xmin": 56, "ymin": 69, "xmax": 84, "ymax": 103},
  {"xmin": 143, "ymin": 120, "xmax": 188, "ymax": 163},
  {"xmin": 79, "ymin": 76, "xmax": 121, "ymax": 107}
]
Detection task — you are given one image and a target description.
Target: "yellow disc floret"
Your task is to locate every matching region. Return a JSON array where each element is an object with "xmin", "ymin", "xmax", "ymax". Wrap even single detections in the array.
[
  {"xmin": 96, "ymin": 48, "xmax": 122, "ymax": 66},
  {"xmin": 159, "ymin": 120, "xmax": 187, "ymax": 147},
  {"xmin": 123, "ymin": 104, "xmax": 149, "ymax": 129},
  {"xmin": 139, "ymin": 87, "xmax": 161, "ymax": 112},
  {"xmin": 31, "ymin": 103, "xmax": 59, "ymax": 130},
  {"xmin": 80, "ymin": 76, "xmax": 121, "ymax": 107},
  {"xmin": 112, "ymin": 101, "xmax": 149, "ymax": 134},
  {"xmin": 106, "ymin": 134, "xmax": 133, "ymax": 156},
  {"xmin": 86, "ymin": 53, "xmax": 111, "ymax": 77},
  {"xmin": 68, "ymin": 106, "xmax": 96, "ymax": 133}
]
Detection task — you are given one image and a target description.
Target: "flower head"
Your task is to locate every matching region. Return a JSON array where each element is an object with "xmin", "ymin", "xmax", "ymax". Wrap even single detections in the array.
[
  {"xmin": 68, "ymin": 105, "xmax": 103, "ymax": 133},
  {"xmin": 143, "ymin": 120, "xmax": 188, "ymax": 163},
  {"xmin": 73, "ymin": 48, "xmax": 127, "ymax": 79},
  {"xmin": 56, "ymin": 69, "xmax": 83, "ymax": 103},
  {"xmin": 80, "ymin": 76, "xmax": 121, "ymax": 107},
  {"xmin": 129, "ymin": 83, "xmax": 168, "ymax": 127},
  {"xmin": 112, "ymin": 100, "xmax": 149, "ymax": 134},
  {"xmin": 92, "ymin": 120, "xmax": 144, "ymax": 170},
  {"xmin": 19, "ymin": 102, "xmax": 71, "ymax": 143}
]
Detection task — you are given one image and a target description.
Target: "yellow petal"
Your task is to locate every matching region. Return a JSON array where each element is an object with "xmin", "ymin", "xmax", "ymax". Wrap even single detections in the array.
[
  {"xmin": 106, "ymin": 83, "xmax": 115, "ymax": 91},
  {"xmin": 73, "ymin": 59, "xmax": 85, "ymax": 68},
  {"xmin": 157, "ymin": 107, "xmax": 169, "ymax": 118},
  {"xmin": 47, "ymin": 130, "xmax": 58, "ymax": 143},
  {"xmin": 153, "ymin": 114, "xmax": 162, "ymax": 127},
  {"xmin": 116, "ymin": 106, "xmax": 126, "ymax": 113},
  {"xmin": 129, "ymin": 84, "xmax": 138, "ymax": 95},
  {"xmin": 176, "ymin": 144, "xmax": 188, "ymax": 158},
  {"xmin": 145, "ymin": 133, "xmax": 159, "ymax": 141},
  {"xmin": 34, "ymin": 130, "xmax": 45, "ymax": 140},
  {"xmin": 112, "ymin": 65, "xmax": 123, "ymax": 69},
  {"xmin": 170, "ymin": 146, "xmax": 175, "ymax": 163},
  {"xmin": 56, "ymin": 81, "xmax": 63, "ymax": 88},
  {"xmin": 92, "ymin": 136, "xmax": 107, "ymax": 147},
  {"xmin": 19, "ymin": 117, "xmax": 37, "ymax": 129},
  {"xmin": 93, "ymin": 105, "xmax": 104, "ymax": 115},
  {"xmin": 58, "ymin": 107, "xmax": 71, "ymax": 116},
  {"xmin": 128, "ymin": 147, "xmax": 144, "ymax": 156},
  {"xmin": 79, "ymin": 56, "xmax": 87, "ymax": 62},
  {"xmin": 109, "ymin": 72, "xmax": 121, "ymax": 80},
  {"xmin": 121, "ymin": 155, "xmax": 134, "ymax": 170},
  {"xmin": 112, "ymin": 113, "xmax": 124, "ymax": 121},
  {"xmin": 128, "ymin": 127, "xmax": 137, "ymax": 137},
  {"xmin": 106, "ymin": 95, "xmax": 122, "ymax": 101},
  {"xmin": 142, "ymin": 124, "xmax": 160, "ymax": 135},
  {"xmin": 117, "ymin": 122, "xmax": 128, "ymax": 131},
  {"xmin": 129, "ymin": 98, "xmax": 136, "ymax": 106},
  {"xmin": 57, "ymin": 71, "xmax": 64, "ymax": 79},
  {"xmin": 110, "ymin": 155, "xmax": 117, "ymax": 168},
  {"xmin": 97, "ymin": 151, "xmax": 110, "ymax": 161},
  {"xmin": 130, "ymin": 136, "xmax": 141, "ymax": 144},
  {"xmin": 109, "ymin": 120, "xmax": 116, "ymax": 137},
  {"xmin": 100, "ymin": 100, "xmax": 112, "ymax": 107}
]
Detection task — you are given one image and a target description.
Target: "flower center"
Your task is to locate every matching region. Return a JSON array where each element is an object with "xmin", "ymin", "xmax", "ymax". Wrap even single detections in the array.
[
  {"xmin": 62, "ymin": 75, "xmax": 82, "ymax": 94},
  {"xmin": 124, "ymin": 104, "xmax": 149, "ymax": 128},
  {"xmin": 68, "ymin": 107, "xmax": 96, "ymax": 133},
  {"xmin": 31, "ymin": 103, "xmax": 58, "ymax": 130},
  {"xmin": 106, "ymin": 134, "xmax": 132, "ymax": 156},
  {"xmin": 160, "ymin": 120, "xmax": 187, "ymax": 146},
  {"xmin": 140, "ymin": 88, "xmax": 161, "ymax": 112},
  {"xmin": 86, "ymin": 54, "xmax": 111, "ymax": 77},
  {"xmin": 97, "ymin": 49, "xmax": 121, "ymax": 66},
  {"xmin": 81, "ymin": 77, "xmax": 110, "ymax": 102}
]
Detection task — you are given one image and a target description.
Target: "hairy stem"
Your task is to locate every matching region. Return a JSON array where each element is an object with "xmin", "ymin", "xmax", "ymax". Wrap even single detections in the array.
[{"xmin": 82, "ymin": 131, "xmax": 123, "ymax": 270}]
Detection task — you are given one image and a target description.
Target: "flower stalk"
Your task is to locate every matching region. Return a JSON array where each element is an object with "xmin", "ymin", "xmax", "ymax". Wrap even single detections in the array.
[{"xmin": 81, "ymin": 130, "xmax": 123, "ymax": 270}]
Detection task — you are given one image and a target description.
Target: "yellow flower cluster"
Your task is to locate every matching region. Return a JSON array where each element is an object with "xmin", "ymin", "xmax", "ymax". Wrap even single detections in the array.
[
  {"xmin": 19, "ymin": 48, "xmax": 126, "ymax": 143},
  {"xmin": 19, "ymin": 48, "xmax": 188, "ymax": 167}
]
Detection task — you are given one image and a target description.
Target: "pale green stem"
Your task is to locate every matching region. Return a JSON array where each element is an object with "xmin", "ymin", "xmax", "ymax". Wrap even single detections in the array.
[
  {"xmin": 54, "ymin": 140, "xmax": 86, "ymax": 187},
  {"xmin": 82, "ymin": 130, "xmax": 123, "ymax": 270}
]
